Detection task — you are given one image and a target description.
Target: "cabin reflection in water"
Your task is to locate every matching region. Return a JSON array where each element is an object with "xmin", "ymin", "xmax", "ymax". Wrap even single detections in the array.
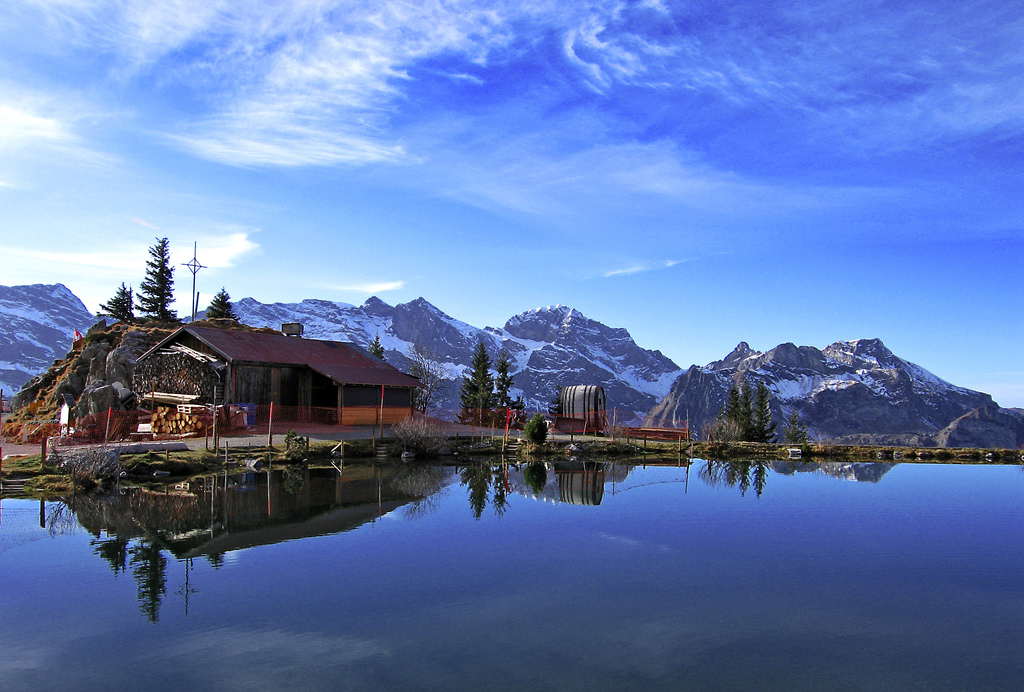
[
  {"xmin": 62, "ymin": 465, "xmax": 454, "ymax": 622},
  {"xmin": 73, "ymin": 465, "xmax": 455, "ymax": 558}
]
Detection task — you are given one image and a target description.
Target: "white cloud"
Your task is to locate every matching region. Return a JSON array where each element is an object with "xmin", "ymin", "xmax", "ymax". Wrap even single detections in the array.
[
  {"xmin": 328, "ymin": 280, "xmax": 405, "ymax": 293},
  {"xmin": 603, "ymin": 258, "xmax": 685, "ymax": 278},
  {"xmin": 0, "ymin": 104, "xmax": 70, "ymax": 145},
  {"xmin": 130, "ymin": 217, "xmax": 161, "ymax": 230},
  {"xmin": 0, "ymin": 229, "xmax": 258, "ymax": 273},
  {"xmin": 603, "ymin": 265, "xmax": 647, "ymax": 278},
  {"xmin": 173, "ymin": 230, "xmax": 260, "ymax": 269}
]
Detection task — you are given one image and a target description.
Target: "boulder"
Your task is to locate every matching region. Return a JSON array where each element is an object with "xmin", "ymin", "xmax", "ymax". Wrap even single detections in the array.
[
  {"xmin": 77, "ymin": 384, "xmax": 118, "ymax": 417},
  {"xmin": 105, "ymin": 329, "xmax": 149, "ymax": 385}
]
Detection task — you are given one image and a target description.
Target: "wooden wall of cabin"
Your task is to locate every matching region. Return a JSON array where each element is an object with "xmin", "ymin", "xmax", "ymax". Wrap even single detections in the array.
[
  {"xmin": 228, "ymin": 365, "xmax": 311, "ymax": 407},
  {"xmin": 337, "ymin": 384, "xmax": 413, "ymax": 425},
  {"xmin": 230, "ymin": 365, "xmax": 272, "ymax": 404}
]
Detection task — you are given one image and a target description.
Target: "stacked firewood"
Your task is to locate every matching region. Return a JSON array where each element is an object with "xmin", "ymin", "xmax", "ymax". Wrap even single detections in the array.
[
  {"xmin": 133, "ymin": 348, "xmax": 220, "ymax": 402},
  {"xmin": 151, "ymin": 405, "xmax": 206, "ymax": 436}
]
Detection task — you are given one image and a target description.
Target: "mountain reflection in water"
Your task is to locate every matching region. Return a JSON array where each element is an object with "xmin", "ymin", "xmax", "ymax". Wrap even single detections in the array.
[{"xmin": 43, "ymin": 459, "xmax": 900, "ymax": 622}]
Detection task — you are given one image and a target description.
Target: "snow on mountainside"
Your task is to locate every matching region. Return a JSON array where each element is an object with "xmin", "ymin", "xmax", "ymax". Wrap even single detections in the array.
[
  {"xmin": 646, "ymin": 338, "xmax": 1023, "ymax": 447},
  {"xmin": 223, "ymin": 297, "xmax": 682, "ymax": 420},
  {"xmin": 0, "ymin": 283, "xmax": 96, "ymax": 398}
]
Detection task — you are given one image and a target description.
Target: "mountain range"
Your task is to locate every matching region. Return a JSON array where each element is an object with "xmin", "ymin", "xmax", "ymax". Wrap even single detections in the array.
[
  {"xmin": 646, "ymin": 338, "xmax": 1024, "ymax": 447},
  {"xmin": 221, "ymin": 296, "xmax": 682, "ymax": 420},
  {"xmin": 3, "ymin": 283, "xmax": 1021, "ymax": 447},
  {"xmin": 0, "ymin": 284, "xmax": 95, "ymax": 399}
]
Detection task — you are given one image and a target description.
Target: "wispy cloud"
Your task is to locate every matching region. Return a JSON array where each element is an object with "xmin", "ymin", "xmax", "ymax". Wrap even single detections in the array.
[
  {"xmin": 130, "ymin": 217, "xmax": 160, "ymax": 230},
  {"xmin": 0, "ymin": 228, "xmax": 258, "ymax": 273},
  {"xmin": 603, "ymin": 259, "xmax": 683, "ymax": 278},
  {"xmin": 329, "ymin": 280, "xmax": 405, "ymax": 293},
  {"xmin": 0, "ymin": 104, "xmax": 70, "ymax": 144}
]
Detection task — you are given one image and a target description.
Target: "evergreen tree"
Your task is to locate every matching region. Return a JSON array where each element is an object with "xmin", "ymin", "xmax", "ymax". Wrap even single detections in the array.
[
  {"xmin": 548, "ymin": 389, "xmax": 564, "ymax": 416},
  {"xmin": 136, "ymin": 237, "xmax": 177, "ymax": 321},
  {"xmin": 98, "ymin": 283, "xmax": 135, "ymax": 323},
  {"xmin": 459, "ymin": 340, "xmax": 494, "ymax": 420},
  {"xmin": 738, "ymin": 382, "xmax": 753, "ymax": 439},
  {"xmin": 783, "ymin": 410, "xmax": 809, "ymax": 444},
  {"xmin": 494, "ymin": 350, "xmax": 515, "ymax": 409},
  {"xmin": 205, "ymin": 287, "xmax": 237, "ymax": 320},
  {"xmin": 368, "ymin": 334, "xmax": 385, "ymax": 359},
  {"xmin": 722, "ymin": 384, "xmax": 740, "ymax": 423},
  {"xmin": 750, "ymin": 381, "xmax": 776, "ymax": 442}
]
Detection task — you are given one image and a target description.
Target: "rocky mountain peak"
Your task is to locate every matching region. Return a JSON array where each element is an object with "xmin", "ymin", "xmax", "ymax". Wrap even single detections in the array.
[
  {"xmin": 647, "ymin": 337, "xmax": 1007, "ymax": 447},
  {"xmin": 361, "ymin": 296, "xmax": 392, "ymax": 316},
  {"xmin": 1, "ymin": 283, "xmax": 96, "ymax": 397},
  {"xmin": 503, "ymin": 304, "xmax": 584, "ymax": 341}
]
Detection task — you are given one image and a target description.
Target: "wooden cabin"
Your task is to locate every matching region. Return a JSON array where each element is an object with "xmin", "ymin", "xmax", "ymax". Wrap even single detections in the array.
[{"xmin": 133, "ymin": 325, "xmax": 419, "ymax": 426}]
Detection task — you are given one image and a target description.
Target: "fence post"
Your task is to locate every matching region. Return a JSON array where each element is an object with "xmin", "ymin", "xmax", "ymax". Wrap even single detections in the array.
[
  {"xmin": 104, "ymin": 406, "xmax": 112, "ymax": 443},
  {"xmin": 267, "ymin": 402, "xmax": 274, "ymax": 448}
]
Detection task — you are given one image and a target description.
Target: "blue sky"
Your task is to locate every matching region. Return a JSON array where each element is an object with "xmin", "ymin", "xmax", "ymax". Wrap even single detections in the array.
[{"xmin": 0, "ymin": 1, "xmax": 1022, "ymax": 405}]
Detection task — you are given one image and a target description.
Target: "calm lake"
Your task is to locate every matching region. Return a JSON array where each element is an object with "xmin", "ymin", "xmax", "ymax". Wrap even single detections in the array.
[{"xmin": 2, "ymin": 460, "xmax": 1023, "ymax": 691}]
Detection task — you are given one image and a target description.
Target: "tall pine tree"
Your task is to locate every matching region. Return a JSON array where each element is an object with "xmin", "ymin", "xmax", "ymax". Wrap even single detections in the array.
[
  {"xmin": 750, "ymin": 381, "xmax": 776, "ymax": 442},
  {"xmin": 136, "ymin": 237, "xmax": 177, "ymax": 321},
  {"xmin": 98, "ymin": 283, "xmax": 135, "ymax": 323},
  {"xmin": 368, "ymin": 334, "xmax": 385, "ymax": 359},
  {"xmin": 459, "ymin": 340, "xmax": 494, "ymax": 422},
  {"xmin": 205, "ymin": 287, "xmax": 237, "ymax": 320},
  {"xmin": 494, "ymin": 350, "xmax": 515, "ymax": 409},
  {"xmin": 548, "ymin": 389, "xmax": 563, "ymax": 416},
  {"xmin": 738, "ymin": 382, "xmax": 753, "ymax": 439},
  {"xmin": 783, "ymin": 410, "xmax": 808, "ymax": 444}
]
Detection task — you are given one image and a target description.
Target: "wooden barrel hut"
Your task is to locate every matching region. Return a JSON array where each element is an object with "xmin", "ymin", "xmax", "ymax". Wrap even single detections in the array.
[{"xmin": 556, "ymin": 384, "xmax": 607, "ymax": 434}]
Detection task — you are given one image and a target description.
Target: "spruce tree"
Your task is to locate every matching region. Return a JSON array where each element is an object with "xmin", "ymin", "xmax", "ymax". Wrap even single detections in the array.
[
  {"xmin": 722, "ymin": 384, "xmax": 740, "ymax": 423},
  {"xmin": 548, "ymin": 389, "xmax": 564, "ymax": 416},
  {"xmin": 783, "ymin": 410, "xmax": 809, "ymax": 444},
  {"xmin": 750, "ymin": 381, "xmax": 776, "ymax": 442},
  {"xmin": 206, "ymin": 287, "xmax": 237, "ymax": 320},
  {"xmin": 136, "ymin": 237, "xmax": 177, "ymax": 321},
  {"xmin": 368, "ymin": 334, "xmax": 385, "ymax": 359},
  {"xmin": 459, "ymin": 340, "xmax": 494, "ymax": 421},
  {"xmin": 738, "ymin": 382, "xmax": 753, "ymax": 440},
  {"xmin": 494, "ymin": 350, "xmax": 515, "ymax": 409},
  {"xmin": 98, "ymin": 283, "xmax": 135, "ymax": 323}
]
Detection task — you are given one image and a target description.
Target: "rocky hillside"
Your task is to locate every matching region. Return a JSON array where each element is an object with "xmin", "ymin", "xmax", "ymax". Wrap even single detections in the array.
[
  {"xmin": 647, "ymin": 338, "xmax": 1024, "ymax": 448},
  {"xmin": 0, "ymin": 283, "xmax": 95, "ymax": 399},
  {"xmin": 8, "ymin": 321, "xmax": 176, "ymax": 427},
  {"xmin": 221, "ymin": 297, "xmax": 682, "ymax": 420}
]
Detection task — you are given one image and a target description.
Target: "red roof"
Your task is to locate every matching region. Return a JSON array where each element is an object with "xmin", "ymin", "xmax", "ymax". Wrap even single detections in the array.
[{"xmin": 153, "ymin": 326, "xmax": 420, "ymax": 387}]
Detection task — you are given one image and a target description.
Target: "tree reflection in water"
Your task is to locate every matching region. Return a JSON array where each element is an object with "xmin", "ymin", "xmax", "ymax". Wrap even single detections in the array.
[
  {"xmin": 459, "ymin": 462, "xmax": 514, "ymax": 519},
  {"xmin": 700, "ymin": 459, "xmax": 771, "ymax": 497}
]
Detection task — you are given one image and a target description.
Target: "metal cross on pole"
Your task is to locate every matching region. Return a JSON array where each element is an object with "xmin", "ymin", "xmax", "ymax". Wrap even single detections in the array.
[{"xmin": 182, "ymin": 242, "xmax": 207, "ymax": 322}]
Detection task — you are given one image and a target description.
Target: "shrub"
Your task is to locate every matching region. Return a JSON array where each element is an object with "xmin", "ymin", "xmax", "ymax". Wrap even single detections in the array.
[
  {"xmin": 53, "ymin": 446, "xmax": 122, "ymax": 487},
  {"xmin": 391, "ymin": 416, "xmax": 447, "ymax": 458},
  {"xmin": 283, "ymin": 430, "xmax": 309, "ymax": 461},
  {"xmin": 523, "ymin": 414, "xmax": 548, "ymax": 445},
  {"xmin": 702, "ymin": 417, "xmax": 744, "ymax": 442}
]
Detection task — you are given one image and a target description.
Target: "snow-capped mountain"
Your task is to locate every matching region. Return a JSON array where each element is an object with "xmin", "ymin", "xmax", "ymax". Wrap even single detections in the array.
[
  {"xmin": 224, "ymin": 296, "xmax": 683, "ymax": 420},
  {"xmin": 646, "ymin": 338, "xmax": 1024, "ymax": 447},
  {"xmin": 0, "ymin": 283, "xmax": 95, "ymax": 399}
]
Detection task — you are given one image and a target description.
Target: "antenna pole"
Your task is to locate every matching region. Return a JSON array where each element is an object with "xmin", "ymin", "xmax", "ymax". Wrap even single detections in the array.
[{"xmin": 182, "ymin": 241, "xmax": 207, "ymax": 323}]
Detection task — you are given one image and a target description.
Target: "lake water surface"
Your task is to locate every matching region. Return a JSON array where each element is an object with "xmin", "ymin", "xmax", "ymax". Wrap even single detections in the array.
[{"xmin": 2, "ymin": 460, "xmax": 1023, "ymax": 691}]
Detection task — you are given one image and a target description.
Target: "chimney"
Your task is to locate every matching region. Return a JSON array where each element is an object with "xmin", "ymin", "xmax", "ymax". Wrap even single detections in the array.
[{"xmin": 281, "ymin": 322, "xmax": 304, "ymax": 337}]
